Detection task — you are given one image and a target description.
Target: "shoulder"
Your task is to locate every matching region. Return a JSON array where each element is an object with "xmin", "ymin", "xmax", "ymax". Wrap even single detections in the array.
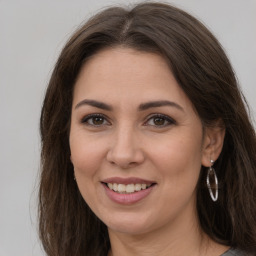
[{"xmin": 221, "ymin": 248, "xmax": 252, "ymax": 256}]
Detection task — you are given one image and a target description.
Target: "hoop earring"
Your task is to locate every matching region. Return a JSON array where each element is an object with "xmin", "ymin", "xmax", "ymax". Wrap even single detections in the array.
[{"xmin": 206, "ymin": 160, "xmax": 218, "ymax": 202}]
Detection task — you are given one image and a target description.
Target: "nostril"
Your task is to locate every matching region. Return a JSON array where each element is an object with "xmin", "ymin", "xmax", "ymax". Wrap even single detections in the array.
[
  {"xmin": 106, "ymin": 143, "xmax": 145, "ymax": 168},
  {"xmin": 109, "ymin": 160, "xmax": 138, "ymax": 169}
]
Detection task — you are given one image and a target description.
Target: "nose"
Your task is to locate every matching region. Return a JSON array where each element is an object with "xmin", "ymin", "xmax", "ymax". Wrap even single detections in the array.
[{"xmin": 106, "ymin": 125, "xmax": 145, "ymax": 169}]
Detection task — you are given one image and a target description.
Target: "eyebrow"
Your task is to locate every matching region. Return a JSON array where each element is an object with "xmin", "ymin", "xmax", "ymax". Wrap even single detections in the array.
[
  {"xmin": 75, "ymin": 99, "xmax": 112, "ymax": 111},
  {"xmin": 75, "ymin": 99, "xmax": 184, "ymax": 112},
  {"xmin": 138, "ymin": 100, "xmax": 184, "ymax": 112}
]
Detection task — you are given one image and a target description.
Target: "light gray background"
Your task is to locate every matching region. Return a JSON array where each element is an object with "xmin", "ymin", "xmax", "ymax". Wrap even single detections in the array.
[{"xmin": 0, "ymin": 0, "xmax": 255, "ymax": 255}]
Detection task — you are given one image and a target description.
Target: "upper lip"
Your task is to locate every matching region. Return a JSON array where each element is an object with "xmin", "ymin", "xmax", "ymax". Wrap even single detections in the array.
[{"xmin": 101, "ymin": 177, "xmax": 156, "ymax": 185}]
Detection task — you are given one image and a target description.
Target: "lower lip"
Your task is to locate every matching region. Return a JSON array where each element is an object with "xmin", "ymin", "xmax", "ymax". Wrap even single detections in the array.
[{"xmin": 103, "ymin": 184, "xmax": 155, "ymax": 205}]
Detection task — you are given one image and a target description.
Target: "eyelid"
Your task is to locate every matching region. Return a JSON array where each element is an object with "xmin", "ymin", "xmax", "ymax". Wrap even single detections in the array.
[
  {"xmin": 80, "ymin": 113, "xmax": 176, "ymax": 127},
  {"xmin": 144, "ymin": 113, "xmax": 176, "ymax": 127},
  {"xmin": 81, "ymin": 113, "xmax": 111, "ymax": 126}
]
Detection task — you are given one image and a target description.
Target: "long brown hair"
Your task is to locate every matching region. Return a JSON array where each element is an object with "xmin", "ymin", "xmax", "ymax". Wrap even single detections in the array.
[{"xmin": 39, "ymin": 2, "xmax": 256, "ymax": 255}]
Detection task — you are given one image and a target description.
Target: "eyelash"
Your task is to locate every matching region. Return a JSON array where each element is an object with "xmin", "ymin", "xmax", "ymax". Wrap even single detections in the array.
[
  {"xmin": 144, "ymin": 114, "xmax": 176, "ymax": 127},
  {"xmin": 81, "ymin": 114, "xmax": 110, "ymax": 126},
  {"xmin": 81, "ymin": 113, "xmax": 176, "ymax": 128}
]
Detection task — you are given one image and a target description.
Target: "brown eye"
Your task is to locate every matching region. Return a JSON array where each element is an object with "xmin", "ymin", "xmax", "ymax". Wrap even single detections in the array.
[
  {"xmin": 145, "ymin": 114, "xmax": 176, "ymax": 127},
  {"xmin": 82, "ymin": 114, "xmax": 109, "ymax": 126},
  {"xmin": 153, "ymin": 117, "xmax": 165, "ymax": 126},
  {"xmin": 92, "ymin": 116, "xmax": 104, "ymax": 125}
]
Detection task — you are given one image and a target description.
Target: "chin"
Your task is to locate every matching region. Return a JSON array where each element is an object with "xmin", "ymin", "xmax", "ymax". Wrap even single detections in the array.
[
  {"xmin": 104, "ymin": 212, "xmax": 155, "ymax": 235},
  {"xmin": 108, "ymin": 224, "xmax": 150, "ymax": 236}
]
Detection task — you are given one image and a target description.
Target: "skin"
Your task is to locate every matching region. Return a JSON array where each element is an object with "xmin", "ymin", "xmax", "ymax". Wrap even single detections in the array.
[{"xmin": 69, "ymin": 47, "xmax": 227, "ymax": 256}]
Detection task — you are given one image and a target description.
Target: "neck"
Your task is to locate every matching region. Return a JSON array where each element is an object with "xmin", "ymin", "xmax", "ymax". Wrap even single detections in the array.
[
  {"xmin": 108, "ymin": 215, "xmax": 229, "ymax": 256},
  {"xmin": 108, "ymin": 213, "xmax": 204, "ymax": 256}
]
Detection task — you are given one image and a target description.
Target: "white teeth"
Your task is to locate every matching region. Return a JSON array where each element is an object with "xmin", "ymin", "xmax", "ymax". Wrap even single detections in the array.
[
  {"xmin": 113, "ymin": 183, "xmax": 118, "ymax": 192},
  {"xmin": 126, "ymin": 184, "xmax": 135, "ymax": 193},
  {"xmin": 117, "ymin": 184, "xmax": 126, "ymax": 193},
  {"xmin": 107, "ymin": 183, "xmax": 151, "ymax": 193},
  {"xmin": 135, "ymin": 184, "xmax": 142, "ymax": 191}
]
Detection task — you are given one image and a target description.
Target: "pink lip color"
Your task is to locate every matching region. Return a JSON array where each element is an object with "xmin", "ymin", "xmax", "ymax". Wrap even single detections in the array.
[
  {"xmin": 102, "ymin": 183, "xmax": 155, "ymax": 205},
  {"xmin": 102, "ymin": 177, "xmax": 155, "ymax": 185}
]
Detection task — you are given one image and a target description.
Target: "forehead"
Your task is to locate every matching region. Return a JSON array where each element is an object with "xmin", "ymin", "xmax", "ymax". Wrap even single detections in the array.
[
  {"xmin": 73, "ymin": 47, "xmax": 192, "ymax": 110},
  {"xmin": 77, "ymin": 47, "xmax": 171, "ymax": 82}
]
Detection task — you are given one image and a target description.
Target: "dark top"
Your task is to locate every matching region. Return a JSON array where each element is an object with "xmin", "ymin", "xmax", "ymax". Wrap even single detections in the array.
[{"xmin": 221, "ymin": 248, "xmax": 247, "ymax": 256}]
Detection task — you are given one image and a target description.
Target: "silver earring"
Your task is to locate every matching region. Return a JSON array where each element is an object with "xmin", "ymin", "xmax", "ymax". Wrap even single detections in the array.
[
  {"xmin": 73, "ymin": 172, "xmax": 76, "ymax": 181},
  {"xmin": 206, "ymin": 160, "xmax": 218, "ymax": 202}
]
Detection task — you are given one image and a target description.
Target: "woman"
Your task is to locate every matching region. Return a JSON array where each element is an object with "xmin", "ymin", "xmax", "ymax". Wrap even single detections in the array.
[{"xmin": 39, "ymin": 2, "xmax": 256, "ymax": 256}]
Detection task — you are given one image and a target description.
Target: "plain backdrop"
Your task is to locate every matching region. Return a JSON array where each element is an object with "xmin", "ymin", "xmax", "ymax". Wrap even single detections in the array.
[{"xmin": 0, "ymin": 0, "xmax": 255, "ymax": 255}]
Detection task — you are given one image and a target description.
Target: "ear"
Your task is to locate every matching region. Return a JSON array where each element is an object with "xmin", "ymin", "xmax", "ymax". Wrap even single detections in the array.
[{"xmin": 201, "ymin": 122, "xmax": 225, "ymax": 167}]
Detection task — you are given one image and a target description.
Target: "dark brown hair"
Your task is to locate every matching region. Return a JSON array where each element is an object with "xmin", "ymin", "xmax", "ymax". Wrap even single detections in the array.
[{"xmin": 39, "ymin": 2, "xmax": 256, "ymax": 255}]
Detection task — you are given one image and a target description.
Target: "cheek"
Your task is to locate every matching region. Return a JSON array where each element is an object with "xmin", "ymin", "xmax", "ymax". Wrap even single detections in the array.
[
  {"xmin": 147, "ymin": 136, "xmax": 202, "ymax": 222},
  {"xmin": 70, "ymin": 134, "xmax": 106, "ymax": 209},
  {"xmin": 70, "ymin": 131, "xmax": 106, "ymax": 177},
  {"xmin": 150, "ymin": 131, "xmax": 203, "ymax": 189}
]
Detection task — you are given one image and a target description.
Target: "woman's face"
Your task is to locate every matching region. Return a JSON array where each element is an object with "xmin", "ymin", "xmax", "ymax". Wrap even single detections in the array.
[{"xmin": 70, "ymin": 47, "xmax": 213, "ymax": 236}]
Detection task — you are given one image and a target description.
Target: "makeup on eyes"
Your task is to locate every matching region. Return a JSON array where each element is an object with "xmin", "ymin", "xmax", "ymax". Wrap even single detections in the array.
[
  {"xmin": 81, "ymin": 113, "xmax": 110, "ymax": 126},
  {"xmin": 80, "ymin": 112, "xmax": 177, "ymax": 128}
]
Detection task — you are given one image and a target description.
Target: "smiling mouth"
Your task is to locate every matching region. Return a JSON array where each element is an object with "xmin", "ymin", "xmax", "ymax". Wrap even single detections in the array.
[{"xmin": 103, "ymin": 183, "xmax": 155, "ymax": 194}]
